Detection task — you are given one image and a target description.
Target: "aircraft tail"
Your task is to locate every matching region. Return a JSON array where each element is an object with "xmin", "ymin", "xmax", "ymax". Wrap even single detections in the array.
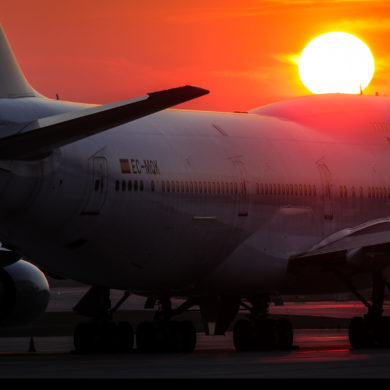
[{"xmin": 0, "ymin": 26, "xmax": 41, "ymax": 98}]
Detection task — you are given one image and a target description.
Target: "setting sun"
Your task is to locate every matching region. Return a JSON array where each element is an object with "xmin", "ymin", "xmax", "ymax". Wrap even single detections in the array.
[{"xmin": 298, "ymin": 32, "xmax": 375, "ymax": 94}]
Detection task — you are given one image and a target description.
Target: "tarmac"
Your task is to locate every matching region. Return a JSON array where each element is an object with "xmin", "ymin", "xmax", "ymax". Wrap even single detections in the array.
[{"xmin": 1, "ymin": 281, "xmax": 390, "ymax": 378}]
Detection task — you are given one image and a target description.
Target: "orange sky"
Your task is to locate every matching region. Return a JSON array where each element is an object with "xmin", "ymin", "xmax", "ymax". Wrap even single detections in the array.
[{"xmin": 1, "ymin": 0, "xmax": 390, "ymax": 112}]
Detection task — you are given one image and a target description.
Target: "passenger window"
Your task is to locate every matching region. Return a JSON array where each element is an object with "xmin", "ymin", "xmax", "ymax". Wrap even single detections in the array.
[
  {"xmin": 161, "ymin": 181, "xmax": 165, "ymax": 192},
  {"xmin": 140, "ymin": 180, "xmax": 144, "ymax": 191},
  {"xmin": 128, "ymin": 180, "xmax": 132, "ymax": 191},
  {"xmin": 122, "ymin": 181, "xmax": 126, "ymax": 191},
  {"xmin": 151, "ymin": 180, "xmax": 155, "ymax": 192},
  {"xmin": 94, "ymin": 179, "xmax": 100, "ymax": 192}
]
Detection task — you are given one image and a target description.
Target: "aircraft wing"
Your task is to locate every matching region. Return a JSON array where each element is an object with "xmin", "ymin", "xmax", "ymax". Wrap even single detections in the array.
[
  {"xmin": 0, "ymin": 85, "xmax": 209, "ymax": 160},
  {"xmin": 288, "ymin": 218, "xmax": 390, "ymax": 273}
]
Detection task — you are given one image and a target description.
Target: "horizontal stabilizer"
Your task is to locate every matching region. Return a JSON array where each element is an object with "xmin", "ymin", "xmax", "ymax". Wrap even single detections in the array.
[{"xmin": 0, "ymin": 85, "xmax": 209, "ymax": 160}]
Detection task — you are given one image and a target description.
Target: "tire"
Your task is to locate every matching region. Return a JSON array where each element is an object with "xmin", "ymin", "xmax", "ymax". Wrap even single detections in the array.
[
  {"xmin": 178, "ymin": 321, "xmax": 197, "ymax": 353},
  {"xmin": 136, "ymin": 321, "xmax": 156, "ymax": 352},
  {"xmin": 117, "ymin": 321, "xmax": 134, "ymax": 352},
  {"xmin": 276, "ymin": 318, "xmax": 293, "ymax": 349},
  {"xmin": 349, "ymin": 317, "xmax": 373, "ymax": 348},
  {"xmin": 375, "ymin": 317, "xmax": 390, "ymax": 347},
  {"xmin": 255, "ymin": 319, "xmax": 279, "ymax": 349},
  {"xmin": 233, "ymin": 319, "xmax": 253, "ymax": 351}
]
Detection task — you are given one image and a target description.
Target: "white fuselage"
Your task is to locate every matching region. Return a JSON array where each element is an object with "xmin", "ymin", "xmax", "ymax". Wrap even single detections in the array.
[{"xmin": 0, "ymin": 94, "xmax": 390, "ymax": 296}]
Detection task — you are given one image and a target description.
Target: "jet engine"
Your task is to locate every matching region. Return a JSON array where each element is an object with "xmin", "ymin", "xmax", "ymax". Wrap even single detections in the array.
[{"xmin": 0, "ymin": 260, "xmax": 50, "ymax": 326}]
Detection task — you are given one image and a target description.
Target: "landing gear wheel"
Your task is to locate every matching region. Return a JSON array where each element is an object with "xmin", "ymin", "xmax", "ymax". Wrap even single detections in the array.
[
  {"xmin": 276, "ymin": 318, "xmax": 294, "ymax": 349},
  {"xmin": 376, "ymin": 317, "xmax": 390, "ymax": 347},
  {"xmin": 117, "ymin": 321, "xmax": 134, "ymax": 352},
  {"xmin": 233, "ymin": 318, "xmax": 293, "ymax": 352},
  {"xmin": 136, "ymin": 321, "xmax": 156, "ymax": 352},
  {"xmin": 73, "ymin": 321, "xmax": 134, "ymax": 353},
  {"xmin": 233, "ymin": 319, "xmax": 252, "ymax": 351},
  {"xmin": 349, "ymin": 316, "xmax": 390, "ymax": 349},
  {"xmin": 136, "ymin": 320, "xmax": 197, "ymax": 353},
  {"xmin": 255, "ymin": 319, "xmax": 279, "ymax": 349},
  {"xmin": 178, "ymin": 321, "xmax": 197, "ymax": 353},
  {"xmin": 74, "ymin": 322, "xmax": 96, "ymax": 353},
  {"xmin": 349, "ymin": 317, "xmax": 372, "ymax": 349}
]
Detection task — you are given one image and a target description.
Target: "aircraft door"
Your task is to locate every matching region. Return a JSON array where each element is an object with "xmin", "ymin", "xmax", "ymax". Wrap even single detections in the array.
[
  {"xmin": 317, "ymin": 161, "xmax": 334, "ymax": 221},
  {"xmin": 232, "ymin": 159, "xmax": 249, "ymax": 217},
  {"xmin": 80, "ymin": 156, "xmax": 108, "ymax": 215}
]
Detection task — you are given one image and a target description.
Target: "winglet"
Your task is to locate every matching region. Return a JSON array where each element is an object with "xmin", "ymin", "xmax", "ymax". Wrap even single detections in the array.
[{"xmin": 0, "ymin": 25, "xmax": 41, "ymax": 98}]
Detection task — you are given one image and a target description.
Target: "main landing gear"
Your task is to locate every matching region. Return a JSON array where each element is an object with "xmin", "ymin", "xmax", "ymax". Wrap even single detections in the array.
[
  {"xmin": 135, "ymin": 297, "xmax": 197, "ymax": 353},
  {"xmin": 348, "ymin": 272, "xmax": 390, "ymax": 348},
  {"xmin": 72, "ymin": 287, "xmax": 197, "ymax": 353},
  {"xmin": 232, "ymin": 295, "xmax": 294, "ymax": 351},
  {"xmin": 73, "ymin": 287, "xmax": 134, "ymax": 353}
]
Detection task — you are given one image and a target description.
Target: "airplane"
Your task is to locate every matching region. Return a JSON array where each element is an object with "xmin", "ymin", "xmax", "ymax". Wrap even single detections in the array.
[{"xmin": 1, "ymin": 25, "xmax": 390, "ymax": 353}]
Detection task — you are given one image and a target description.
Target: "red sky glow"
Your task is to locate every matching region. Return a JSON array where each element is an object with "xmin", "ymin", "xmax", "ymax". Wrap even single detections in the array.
[{"xmin": 1, "ymin": 0, "xmax": 390, "ymax": 112}]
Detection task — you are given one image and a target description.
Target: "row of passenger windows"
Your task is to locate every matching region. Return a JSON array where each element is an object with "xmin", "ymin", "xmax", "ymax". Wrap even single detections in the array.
[
  {"xmin": 111, "ymin": 179, "xmax": 390, "ymax": 200},
  {"xmin": 161, "ymin": 180, "xmax": 245, "ymax": 195},
  {"xmin": 114, "ymin": 180, "xmax": 147, "ymax": 192},
  {"xmin": 113, "ymin": 179, "xmax": 245, "ymax": 195},
  {"xmin": 333, "ymin": 185, "xmax": 390, "ymax": 199},
  {"xmin": 257, "ymin": 183, "xmax": 390, "ymax": 199},
  {"xmin": 256, "ymin": 183, "xmax": 316, "ymax": 197}
]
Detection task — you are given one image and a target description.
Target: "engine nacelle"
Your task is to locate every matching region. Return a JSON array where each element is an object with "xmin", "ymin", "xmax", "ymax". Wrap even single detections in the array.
[{"xmin": 0, "ymin": 260, "xmax": 50, "ymax": 326}]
